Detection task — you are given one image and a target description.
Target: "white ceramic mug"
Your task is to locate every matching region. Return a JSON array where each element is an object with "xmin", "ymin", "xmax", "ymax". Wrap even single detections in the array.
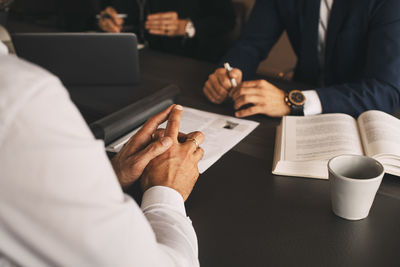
[{"xmin": 328, "ymin": 154, "xmax": 384, "ymax": 220}]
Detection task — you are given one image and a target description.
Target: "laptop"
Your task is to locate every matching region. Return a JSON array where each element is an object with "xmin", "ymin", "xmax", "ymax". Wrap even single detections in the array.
[
  {"xmin": 12, "ymin": 32, "xmax": 140, "ymax": 86},
  {"xmin": 12, "ymin": 32, "xmax": 180, "ymax": 147}
]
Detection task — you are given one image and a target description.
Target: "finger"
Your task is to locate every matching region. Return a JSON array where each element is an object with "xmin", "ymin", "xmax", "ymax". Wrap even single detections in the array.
[
  {"xmin": 147, "ymin": 13, "xmax": 162, "ymax": 21},
  {"xmin": 233, "ymin": 94, "xmax": 264, "ymax": 110},
  {"xmin": 152, "ymin": 129, "xmax": 187, "ymax": 142},
  {"xmin": 216, "ymin": 70, "xmax": 233, "ymax": 90},
  {"xmin": 146, "ymin": 24, "xmax": 162, "ymax": 32},
  {"xmin": 99, "ymin": 19, "xmax": 120, "ymax": 33},
  {"xmin": 231, "ymin": 87, "xmax": 260, "ymax": 100},
  {"xmin": 235, "ymin": 105, "xmax": 264, "ymax": 118},
  {"xmin": 160, "ymin": 20, "xmax": 174, "ymax": 28},
  {"xmin": 183, "ymin": 131, "xmax": 205, "ymax": 153},
  {"xmin": 165, "ymin": 105, "xmax": 183, "ymax": 141},
  {"xmin": 228, "ymin": 85, "xmax": 239, "ymax": 98},
  {"xmin": 230, "ymin": 68, "xmax": 242, "ymax": 82},
  {"xmin": 209, "ymin": 74, "xmax": 229, "ymax": 99},
  {"xmin": 159, "ymin": 12, "xmax": 178, "ymax": 20},
  {"xmin": 105, "ymin": 7, "xmax": 123, "ymax": 25},
  {"xmin": 215, "ymin": 68, "xmax": 234, "ymax": 90},
  {"xmin": 152, "ymin": 128, "xmax": 165, "ymax": 140},
  {"xmin": 228, "ymin": 69, "xmax": 243, "ymax": 97},
  {"xmin": 149, "ymin": 29, "xmax": 167, "ymax": 36},
  {"xmin": 130, "ymin": 136, "xmax": 173, "ymax": 176},
  {"xmin": 145, "ymin": 20, "xmax": 162, "ymax": 28},
  {"xmin": 125, "ymin": 105, "xmax": 175, "ymax": 154},
  {"xmin": 203, "ymin": 86, "xmax": 217, "ymax": 103},
  {"xmin": 203, "ymin": 81, "xmax": 221, "ymax": 103},
  {"xmin": 193, "ymin": 147, "xmax": 205, "ymax": 162},
  {"xmin": 147, "ymin": 12, "xmax": 177, "ymax": 21},
  {"xmin": 241, "ymin": 80, "xmax": 266, "ymax": 88},
  {"xmin": 163, "ymin": 23, "xmax": 178, "ymax": 31}
]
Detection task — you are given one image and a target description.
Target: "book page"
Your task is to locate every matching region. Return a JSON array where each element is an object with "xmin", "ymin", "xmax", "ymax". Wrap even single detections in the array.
[
  {"xmin": 358, "ymin": 110, "xmax": 400, "ymax": 157},
  {"xmin": 284, "ymin": 114, "xmax": 364, "ymax": 161},
  {"xmin": 107, "ymin": 107, "xmax": 259, "ymax": 173}
]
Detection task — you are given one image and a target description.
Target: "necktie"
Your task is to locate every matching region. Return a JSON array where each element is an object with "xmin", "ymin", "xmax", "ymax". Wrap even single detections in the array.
[{"xmin": 318, "ymin": 0, "xmax": 334, "ymax": 68}]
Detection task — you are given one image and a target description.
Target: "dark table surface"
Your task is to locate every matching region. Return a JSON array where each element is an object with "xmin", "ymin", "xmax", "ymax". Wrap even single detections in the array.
[{"xmin": 68, "ymin": 49, "xmax": 400, "ymax": 267}]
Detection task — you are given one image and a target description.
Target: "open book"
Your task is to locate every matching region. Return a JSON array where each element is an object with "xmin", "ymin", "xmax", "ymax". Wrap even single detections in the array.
[{"xmin": 272, "ymin": 110, "xmax": 400, "ymax": 179}]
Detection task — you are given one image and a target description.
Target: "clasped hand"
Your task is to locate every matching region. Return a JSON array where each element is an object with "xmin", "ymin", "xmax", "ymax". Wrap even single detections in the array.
[
  {"xmin": 99, "ymin": 7, "xmax": 188, "ymax": 37},
  {"xmin": 203, "ymin": 68, "xmax": 290, "ymax": 117},
  {"xmin": 112, "ymin": 105, "xmax": 204, "ymax": 201}
]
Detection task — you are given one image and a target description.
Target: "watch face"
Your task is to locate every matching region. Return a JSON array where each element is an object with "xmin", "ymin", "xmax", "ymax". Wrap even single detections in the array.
[{"xmin": 289, "ymin": 90, "xmax": 306, "ymax": 105}]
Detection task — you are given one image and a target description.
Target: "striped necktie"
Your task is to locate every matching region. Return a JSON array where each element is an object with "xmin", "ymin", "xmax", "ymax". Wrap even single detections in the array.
[{"xmin": 318, "ymin": 0, "xmax": 334, "ymax": 69}]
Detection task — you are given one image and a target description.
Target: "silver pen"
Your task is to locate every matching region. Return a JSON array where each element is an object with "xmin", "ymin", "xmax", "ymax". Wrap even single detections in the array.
[
  {"xmin": 224, "ymin": 62, "xmax": 238, "ymax": 88},
  {"xmin": 96, "ymin": 13, "xmax": 128, "ymax": 20}
]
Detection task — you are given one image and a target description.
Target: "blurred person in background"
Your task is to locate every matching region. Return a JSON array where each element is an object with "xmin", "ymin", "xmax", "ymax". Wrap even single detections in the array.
[{"xmin": 98, "ymin": 0, "xmax": 236, "ymax": 62}]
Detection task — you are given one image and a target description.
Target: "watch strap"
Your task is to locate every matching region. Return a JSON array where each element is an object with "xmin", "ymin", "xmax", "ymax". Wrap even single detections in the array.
[
  {"xmin": 290, "ymin": 104, "xmax": 304, "ymax": 116},
  {"xmin": 285, "ymin": 90, "xmax": 305, "ymax": 116}
]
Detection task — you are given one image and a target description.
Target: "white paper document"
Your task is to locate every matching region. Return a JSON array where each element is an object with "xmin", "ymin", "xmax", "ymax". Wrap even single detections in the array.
[{"xmin": 106, "ymin": 107, "xmax": 259, "ymax": 173}]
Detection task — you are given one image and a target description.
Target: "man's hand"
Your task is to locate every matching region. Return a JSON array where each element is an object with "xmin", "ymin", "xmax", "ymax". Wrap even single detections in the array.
[
  {"xmin": 111, "ymin": 105, "xmax": 177, "ymax": 187},
  {"xmin": 141, "ymin": 106, "xmax": 204, "ymax": 201},
  {"xmin": 145, "ymin": 12, "xmax": 187, "ymax": 37},
  {"xmin": 230, "ymin": 79, "xmax": 290, "ymax": 118},
  {"xmin": 98, "ymin": 6, "xmax": 124, "ymax": 33},
  {"xmin": 203, "ymin": 68, "xmax": 243, "ymax": 104}
]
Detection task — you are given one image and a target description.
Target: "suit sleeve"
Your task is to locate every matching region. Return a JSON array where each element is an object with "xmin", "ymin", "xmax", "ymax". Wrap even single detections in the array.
[
  {"xmin": 316, "ymin": 0, "xmax": 400, "ymax": 117},
  {"xmin": 221, "ymin": 0, "xmax": 284, "ymax": 80}
]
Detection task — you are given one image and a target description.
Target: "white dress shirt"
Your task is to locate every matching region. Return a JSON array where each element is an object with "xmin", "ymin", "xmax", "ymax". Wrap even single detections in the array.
[
  {"xmin": 302, "ymin": 0, "xmax": 334, "ymax": 116},
  {"xmin": 0, "ymin": 40, "xmax": 8, "ymax": 55},
  {"xmin": 0, "ymin": 52, "xmax": 199, "ymax": 266}
]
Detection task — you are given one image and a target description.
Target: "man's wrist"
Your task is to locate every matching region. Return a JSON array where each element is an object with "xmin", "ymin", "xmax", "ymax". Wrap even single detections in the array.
[
  {"xmin": 177, "ymin": 19, "xmax": 189, "ymax": 36},
  {"xmin": 141, "ymin": 186, "xmax": 186, "ymax": 216},
  {"xmin": 284, "ymin": 90, "xmax": 305, "ymax": 116}
]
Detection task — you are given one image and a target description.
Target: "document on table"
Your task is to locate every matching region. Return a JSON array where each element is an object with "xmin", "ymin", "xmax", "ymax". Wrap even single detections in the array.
[{"xmin": 106, "ymin": 107, "xmax": 259, "ymax": 173}]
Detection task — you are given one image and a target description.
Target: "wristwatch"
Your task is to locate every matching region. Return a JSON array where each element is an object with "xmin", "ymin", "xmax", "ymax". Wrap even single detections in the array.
[
  {"xmin": 185, "ymin": 19, "xmax": 196, "ymax": 38},
  {"xmin": 284, "ymin": 90, "xmax": 306, "ymax": 116}
]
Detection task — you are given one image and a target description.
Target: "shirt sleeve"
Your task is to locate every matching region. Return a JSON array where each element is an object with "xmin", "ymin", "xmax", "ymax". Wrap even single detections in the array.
[
  {"xmin": 303, "ymin": 90, "xmax": 323, "ymax": 116},
  {"xmin": 0, "ymin": 56, "xmax": 199, "ymax": 267},
  {"xmin": 0, "ymin": 41, "xmax": 8, "ymax": 55},
  {"xmin": 142, "ymin": 186, "xmax": 199, "ymax": 267}
]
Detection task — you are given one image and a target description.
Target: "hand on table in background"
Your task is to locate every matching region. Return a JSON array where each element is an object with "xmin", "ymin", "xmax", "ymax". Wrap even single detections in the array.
[
  {"xmin": 98, "ymin": 6, "xmax": 124, "ymax": 33},
  {"xmin": 141, "ymin": 105, "xmax": 205, "ymax": 201},
  {"xmin": 229, "ymin": 79, "xmax": 290, "ymax": 118},
  {"xmin": 203, "ymin": 67, "xmax": 243, "ymax": 104},
  {"xmin": 145, "ymin": 12, "xmax": 188, "ymax": 37}
]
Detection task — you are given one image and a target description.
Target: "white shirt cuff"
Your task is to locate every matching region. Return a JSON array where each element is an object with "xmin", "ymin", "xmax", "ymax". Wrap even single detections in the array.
[
  {"xmin": 141, "ymin": 186, "xmax": 186, "ymax": 216},
  {"xmin": 303, "ymin": 90, "xmax": 322, "ymax": 116},
  {"xmin": 0, "ymin": 41, "xmax": 8, "ymax": 55}
]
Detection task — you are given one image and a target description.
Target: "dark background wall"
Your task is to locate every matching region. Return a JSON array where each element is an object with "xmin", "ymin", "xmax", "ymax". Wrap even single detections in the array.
[{"xmin": 3, "ymin": 0, "xmax": 296, "ymax": 78}]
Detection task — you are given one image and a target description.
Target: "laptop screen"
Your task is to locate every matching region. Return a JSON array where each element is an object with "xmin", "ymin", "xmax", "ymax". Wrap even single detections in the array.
[{"xmin": 12, "ymin": 32, "xmax": 140, "ymax": 86}]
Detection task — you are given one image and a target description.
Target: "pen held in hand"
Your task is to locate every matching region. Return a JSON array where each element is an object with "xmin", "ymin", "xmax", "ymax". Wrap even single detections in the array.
[
  {"xmin": 96, "ymin": 13, "xmax": 128, "ymax": 20},
  {"xmin": 224, "ymin": 62, "xmax": 238, "ymax": 89}
]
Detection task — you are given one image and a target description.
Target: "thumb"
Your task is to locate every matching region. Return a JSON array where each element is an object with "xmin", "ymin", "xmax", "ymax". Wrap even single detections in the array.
[
  {"xmin": 133, "ymin": 137, "xmax": 173, "ymax": 172},
  {"xmin": 231, "ymin": 68, "xmax": 243, "ymax": 83}
]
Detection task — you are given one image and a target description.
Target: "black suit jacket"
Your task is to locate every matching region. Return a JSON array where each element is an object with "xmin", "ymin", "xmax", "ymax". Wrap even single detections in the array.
[
  {"xmin": 223, "ymin": 0, "xmax": 400, "ymax": 117},
  {"xmin": 106, "ymin": 0, "xmax": 235, "ymax": 62}
]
